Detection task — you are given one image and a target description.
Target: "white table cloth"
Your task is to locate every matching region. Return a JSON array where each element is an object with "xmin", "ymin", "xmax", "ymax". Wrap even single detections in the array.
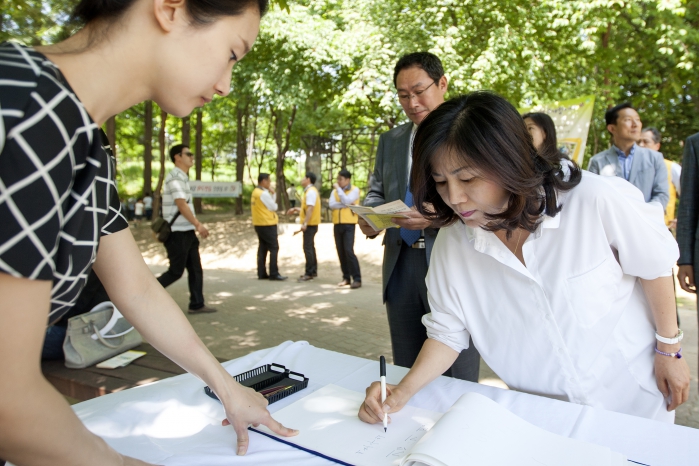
[{"xmin": 64, "ymin": 341, "xmax": 698, "ymax": 465}]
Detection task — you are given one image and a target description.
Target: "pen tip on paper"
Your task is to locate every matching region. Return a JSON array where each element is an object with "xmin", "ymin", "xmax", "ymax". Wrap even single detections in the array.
[{"xmin": 384, "ymin": 427, "xmax": 387, "ymax": 432}]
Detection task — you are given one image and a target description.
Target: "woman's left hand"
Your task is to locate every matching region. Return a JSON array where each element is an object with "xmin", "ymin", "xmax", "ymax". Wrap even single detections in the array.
[
  {"xmin": 654, "ymin": 346, "xmax": 691, "ymax": 411},
  {"xmin": 218, "ymin": 381, "xmax": 298, "ymax": 455}
]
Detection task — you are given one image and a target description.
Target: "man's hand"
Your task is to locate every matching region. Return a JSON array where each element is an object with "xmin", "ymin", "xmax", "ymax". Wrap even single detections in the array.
[
  {"xmin": 195, "ymin": 223, "xmax": 209, "ymax": 239},
  {"xmin": 300, "ymin": 224, "xmax": 307, "ymax": 232},
  {"xmin": 358, "ymin": 217, "xmax": 379, "ymax": 237},
  {"xmin": 391, "ymin": 209, "xmax": 432, "ymax": 230},
  {"xmin": 286, "ymin": 207, "xmax": 299, "ymax": 216},
  {"xmin": 333, "ymin": 183, "xmax": 340, "ymax": 190},
  {"xmin": 677, "ymin": 265, "xmax": 695, "ymax": 293}
]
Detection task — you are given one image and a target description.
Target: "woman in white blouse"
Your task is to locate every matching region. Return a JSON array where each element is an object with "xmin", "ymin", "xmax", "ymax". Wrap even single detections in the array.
[{"xmin": 359, "ymin": 91, "xmax": 690, "ymax": 424}]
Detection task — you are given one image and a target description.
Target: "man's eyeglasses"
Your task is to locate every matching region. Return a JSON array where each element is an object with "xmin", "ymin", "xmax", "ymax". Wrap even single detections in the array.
[
  {"xmin": 181, "ymin": 151, "xmax": 194, "ymax": 157},
  {"xmin": 397, "ymin": 81, "xmax": 437, "ymax": 103}
]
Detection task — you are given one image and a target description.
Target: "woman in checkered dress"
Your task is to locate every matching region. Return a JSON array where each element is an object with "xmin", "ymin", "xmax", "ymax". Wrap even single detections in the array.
[{"xmin": 0, "ymin": 1, "xmax": 297, "ymax": 465}]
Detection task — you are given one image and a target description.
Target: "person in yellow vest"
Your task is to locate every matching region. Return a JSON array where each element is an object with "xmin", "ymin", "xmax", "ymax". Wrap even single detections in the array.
[
  {"xmin": 251, "ymin": 173, "xmax": 287, "ymax": 281},
  {"xmin": 286, "ymin": 172, "xmax": 321, "ymax": 281},
  {"xmin": 639, "ymin": 127, "xmax": 682, "ymax": 228},
  {"xmin": 329, "ymin": 169, "xmax": 362, "ymax": 289}
]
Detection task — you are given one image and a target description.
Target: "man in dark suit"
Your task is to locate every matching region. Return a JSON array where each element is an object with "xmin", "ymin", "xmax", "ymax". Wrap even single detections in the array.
[
  {"xmin": 676, "ymin": 132, "xmax": 699, "ymax": 370},
  {"xmin": 588, "ymin": 103, "xmax": 669, "ymax": 210},
  {"xmin": 361, "ymin": 52, "xmax": 480, "ymax": 381}
]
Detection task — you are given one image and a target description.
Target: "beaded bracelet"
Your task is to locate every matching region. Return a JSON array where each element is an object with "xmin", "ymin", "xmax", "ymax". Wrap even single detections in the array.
[{"xmin": 654, "ymin": 347, "xmax": 683, "ymax": 359}]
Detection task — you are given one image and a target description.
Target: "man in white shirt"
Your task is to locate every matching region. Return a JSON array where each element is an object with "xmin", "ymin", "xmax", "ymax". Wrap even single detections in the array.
[
  {"xmin": 286, "ymin": 183, "xmax": 298, "ymax": 208},
  {"xmin": 143, "ymin": 193, "xmax": 153, "ymax": 220},
  {"xmin": 157, "ymin": 144, "xmax": 217, "ymax": 314},
  {"xmin": 251, "ymin": 173, "xmax": 287, "ymax": 281},
  {"xmin": 329, "ymin": 169, "xmax": 361, "ymax": 288},
  {"xmin": 287, "ymin": 172, "xmax": 321, "ymax": 281}
]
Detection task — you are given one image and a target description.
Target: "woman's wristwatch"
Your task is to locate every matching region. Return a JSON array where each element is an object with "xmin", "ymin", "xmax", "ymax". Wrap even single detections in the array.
[{"xmin": 655, "ymin": 329, "xmax": 683, "ymax": 345}]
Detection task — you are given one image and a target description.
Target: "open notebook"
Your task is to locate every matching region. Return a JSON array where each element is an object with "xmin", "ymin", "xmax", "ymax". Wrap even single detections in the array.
[{"xmin": 254, "ymin": 384, "xmax": 627, "ymax": 466}]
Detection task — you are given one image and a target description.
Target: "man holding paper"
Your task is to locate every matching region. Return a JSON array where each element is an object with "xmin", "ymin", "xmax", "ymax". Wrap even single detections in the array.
[{"xmin": 361, "ymin": 52, "xmax": 480, "ymax": 380}]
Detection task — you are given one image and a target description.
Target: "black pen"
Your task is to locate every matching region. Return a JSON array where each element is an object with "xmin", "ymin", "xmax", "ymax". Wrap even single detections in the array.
[{"xmin": 380, "ymin": 355, "xmax": 387, "ymax": 432}]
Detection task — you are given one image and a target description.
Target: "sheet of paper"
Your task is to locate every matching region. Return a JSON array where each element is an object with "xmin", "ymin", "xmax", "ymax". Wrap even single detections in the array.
[
  {"xmin": 95, "ymin": 350, "xmax": 147, "ymax": 369},
  {"xmin": 255, "ymin": 384, "xmax": 442, "ymax": 466},
  {"xmin": 349, "ymin": 200, "xmax": 411, "ymax": 231},
  {"xmin": 402, "ymin": 392, "xmax": 626, "ymax": 466}
]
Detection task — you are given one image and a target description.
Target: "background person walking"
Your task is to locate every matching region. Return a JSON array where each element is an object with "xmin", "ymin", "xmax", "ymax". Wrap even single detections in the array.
[{"xmin": 157, "ymin": 144, "xmax": 217, "ymax": 314}]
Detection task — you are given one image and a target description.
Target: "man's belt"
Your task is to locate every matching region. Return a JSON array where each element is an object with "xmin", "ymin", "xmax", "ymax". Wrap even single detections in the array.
[{"xmin": 411, "ymin": 237, "xmax": 426, "ymax": 249}]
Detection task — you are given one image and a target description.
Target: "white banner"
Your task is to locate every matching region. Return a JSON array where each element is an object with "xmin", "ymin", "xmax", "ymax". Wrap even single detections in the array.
[
  {"xmin": 519, "ymin": 95, "xmax": 596, "ymax": 165},
  {"xmin": 189, "ymin": 181, "xmax": 242, "ymax": 198}
]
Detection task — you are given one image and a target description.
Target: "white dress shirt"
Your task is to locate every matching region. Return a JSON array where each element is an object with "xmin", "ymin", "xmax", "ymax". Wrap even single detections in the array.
[
  {"xmin": 328, "ymin": 185, "xmax": 360, "ymax": 209},
  {"xmin": 423, "ymin": 171, "xmax": 679, "ymax": 422},
  {"xmin": 259, "ymin": 187, "xmax": 278, "ymax": 212},
  {"xmin": 304, "ymin": 185, "xmax": 318, "ymax": 206}
]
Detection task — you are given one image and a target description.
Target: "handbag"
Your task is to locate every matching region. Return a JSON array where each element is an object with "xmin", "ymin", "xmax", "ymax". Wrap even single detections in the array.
[
  {"xmin": 151, "ymin": 209, "xmax": 181, "ymax": 243},
  {"xmin": 63, "ymin": 301, "xmax": 142, "ymax": 369}
]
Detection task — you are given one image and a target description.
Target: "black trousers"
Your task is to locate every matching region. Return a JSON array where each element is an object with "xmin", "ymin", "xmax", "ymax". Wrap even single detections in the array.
[
  {"xmin": 157, "ymin": 230, "xmax": 205, "ymax": 310},
  {"xmin": 303, "ymin": 225, "xmax": 318, "ymax": 276},
  {"xmin": 334, "ymin": 224, "xmax": 361, "ymax": 282},
  {"xmin": 385, "ymin": 244, "xmax": 481, "ymax": 382},
  {"xmin": 255, "ymin": 225, "xmax": 279, "ymax": 277}
]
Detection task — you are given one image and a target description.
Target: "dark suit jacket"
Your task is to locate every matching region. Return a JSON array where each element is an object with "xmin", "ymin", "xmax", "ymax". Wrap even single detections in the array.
[
  {"xmin": 676, "ymin": 132, "xmax": 699, "ymax": 273},
  {"xmin": 587, "ymin": 146, "xmax": 669, "ymax": 207},
  {"xmin": 364, "ymin": 122, "xmax": 439, "ymax": 302}
]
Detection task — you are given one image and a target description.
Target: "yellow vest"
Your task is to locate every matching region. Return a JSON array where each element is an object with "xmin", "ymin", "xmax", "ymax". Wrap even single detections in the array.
[
  {"xmin": 251, "ymin": 187, "xmax": 278, "ymax": 226},
  {"xmin": 664, "ymin": 159, "xmax": 676, "ymax": 226},
  {"xmin": 331, "ymin": 187, "xmax": 360, "ymax": 224},
  {"xmin": 300, "ymin": 185, "xmax": 321, "ymax": 226}
]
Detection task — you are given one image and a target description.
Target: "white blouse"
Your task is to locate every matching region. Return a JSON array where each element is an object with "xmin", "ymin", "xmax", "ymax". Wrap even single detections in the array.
[{"xmin": 424, "ymin": 171, "xmax": 679, "ymax": 422}]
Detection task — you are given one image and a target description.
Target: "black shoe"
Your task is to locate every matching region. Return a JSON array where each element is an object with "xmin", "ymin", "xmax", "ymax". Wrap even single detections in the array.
[
  {"xmin": 312, "ymin": 273, "xmax": 318, "ymax": 278},
  {"xmin": 188, "ymin": 305, "xmax": 217, "ymax": 314},
  {"xmin": 258, "ymin": 275, "xmax": 270, "ymax": 280},
  {"xmin": 297, "ymin": 274, "xmax": 314, "ymax": 282},
  {"xmin": 269, "ymin": 274, "xmax": 288, "ymax": 281},
  {"xmin": 350, "ymin": 281, "xmax": 362, "ymax": 289}
]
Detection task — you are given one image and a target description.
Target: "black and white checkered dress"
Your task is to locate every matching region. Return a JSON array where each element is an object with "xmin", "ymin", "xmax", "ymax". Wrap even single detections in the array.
[{"xmin": 0, "ymin": 42, "xmax": 128, "ymax": 324}]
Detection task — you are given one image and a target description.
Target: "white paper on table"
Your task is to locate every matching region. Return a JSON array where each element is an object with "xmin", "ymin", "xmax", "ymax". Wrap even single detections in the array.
[
  {"xmin": 255, "ymin": 384, "xmax": 442, "ymax": 466},
  {"xmin": 402, "ymin": 392, "xmax": 627, "ymax": 466}
]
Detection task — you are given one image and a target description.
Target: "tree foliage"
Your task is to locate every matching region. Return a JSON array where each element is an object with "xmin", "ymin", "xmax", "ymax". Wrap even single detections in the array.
[{"xmin": 3, "ymin": 0, "xmax": 698, "ymax": 201}]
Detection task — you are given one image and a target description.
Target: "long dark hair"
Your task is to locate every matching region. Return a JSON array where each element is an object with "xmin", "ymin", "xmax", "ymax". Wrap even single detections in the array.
[
  {"xmin": 522, "ymin": 112, "xmax": 568, "ymax": 161},
  {"xmin": 71, "ymin": 0, "xmax": 269, "ymax": 26},
  {"xmin": 411, "ymin": 91, "xmax": 582, "ymax": 236}
]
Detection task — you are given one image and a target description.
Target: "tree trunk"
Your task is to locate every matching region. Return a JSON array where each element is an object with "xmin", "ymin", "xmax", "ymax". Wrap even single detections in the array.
[
  {"xmin": 340, "ymin": 130, "xmax": 348, "ymax": 170},
  {"xmin": 143, "ymin": 101, "xmax": 153, "ymax": 199},
  {"xmin": 272, "ymin": 105, "xmax": 297, "ymax": 210},
  {"xmin": 235, "ymin": 101, "xmax": 249, "ymax": 215},
  {"xmin": 182, "ymin": 116, "xmax": 191, "ymax": 148},
  {"xmin": 306, "ymin": 140, "xmax": 322, "ymax": 196},
  {"xmin": 105, "ymin": 116, "xmax": 117, "ymax": 165},
  {"xmin": 194, "ymin": 110, "xmax": 203, "ymax": 214},
  {"xmin": 152, "ymin": 108, "xmax": 168, "ymax": 219}
]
